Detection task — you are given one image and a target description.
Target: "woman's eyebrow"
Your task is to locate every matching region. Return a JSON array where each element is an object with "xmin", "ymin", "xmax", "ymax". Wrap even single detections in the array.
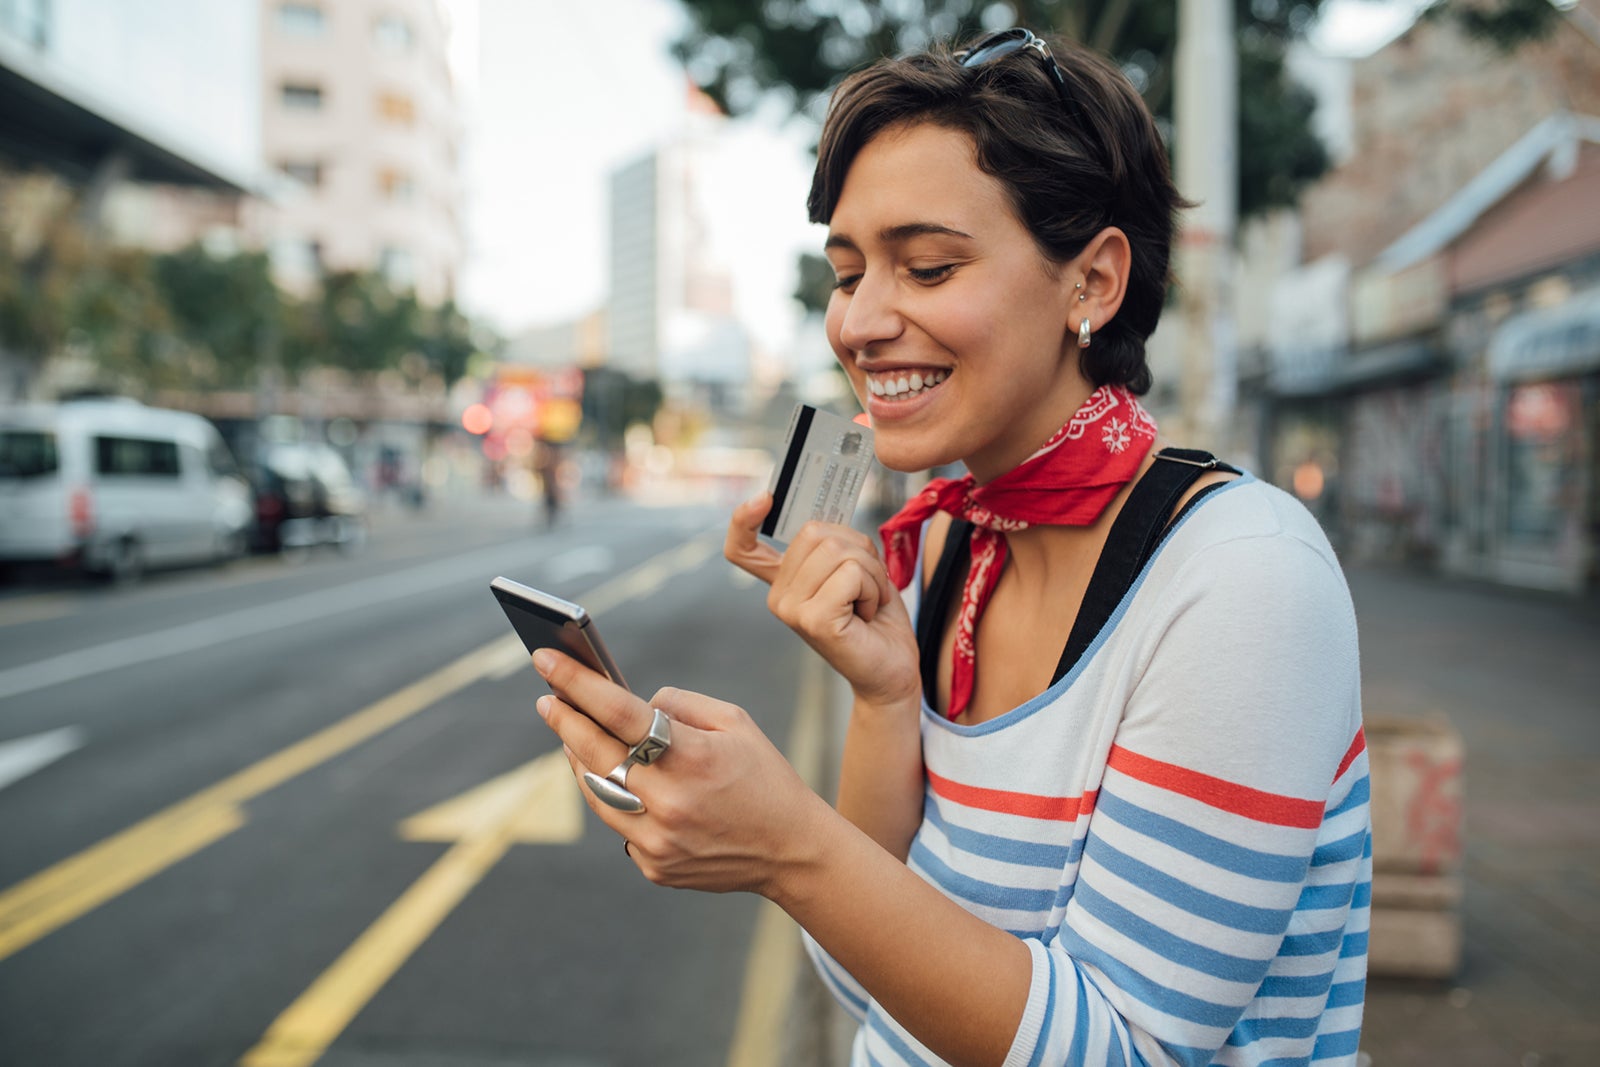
[{"xmin": 825, "ymin": 223, "xmax": 974, "ymax": 253}]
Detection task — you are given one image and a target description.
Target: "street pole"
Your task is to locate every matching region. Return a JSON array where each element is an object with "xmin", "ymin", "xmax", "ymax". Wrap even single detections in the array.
[{"xmin": 1174, "ymin": 0, "xmax": 1238, "ymax": 453}]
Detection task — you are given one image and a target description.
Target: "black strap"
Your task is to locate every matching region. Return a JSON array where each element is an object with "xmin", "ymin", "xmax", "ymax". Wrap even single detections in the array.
[
  {"xmin": 917, "ymin": 517, "xmax": 972, "ymax": 701},
  {"xmin": 916, "ymin": 449, "xmax": 1238, "ymax": 702},
  {"xmin": 1050, "ymin": 448, "xmax": 1236, "ymax": 684}
]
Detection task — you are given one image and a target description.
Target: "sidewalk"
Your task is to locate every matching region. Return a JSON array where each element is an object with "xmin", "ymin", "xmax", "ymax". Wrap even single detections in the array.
[{"xmin": 1347, "ymin": 565, "xmax": 1600, "ymax": 1066}]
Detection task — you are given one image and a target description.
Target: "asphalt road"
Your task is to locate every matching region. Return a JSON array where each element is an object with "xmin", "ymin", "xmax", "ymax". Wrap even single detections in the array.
[{"xmin": 0, "ymin": 493, "xmax": 814, "ymax": 1067}]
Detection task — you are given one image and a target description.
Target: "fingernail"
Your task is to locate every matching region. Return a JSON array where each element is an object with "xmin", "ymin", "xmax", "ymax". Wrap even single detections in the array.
[
  {"xmin": 536, "ymin": 695, "xmax": 552, "ymax": 719},
  {"xmin": 531, "ymin": 649, "xmax": 555, "ymax": 676}
]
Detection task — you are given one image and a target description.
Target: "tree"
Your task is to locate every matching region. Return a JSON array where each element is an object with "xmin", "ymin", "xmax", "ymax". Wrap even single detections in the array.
[
  {"xmin": 151, "ymin": 244, "xmax": 283, "ymax": 388},
  {"xmin": 673, "ymin": 0, "xmax": 1333, "ymax": 219},
  {"xmin": 285, "ymin": 269, "xmax": 422, "ymax": 379},
  {"xmin": 673, "ymin": 0, "xmax": 1569, "ymax": 222}
]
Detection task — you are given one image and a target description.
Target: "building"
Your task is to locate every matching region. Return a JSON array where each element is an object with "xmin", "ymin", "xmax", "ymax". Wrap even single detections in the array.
[
  {"xmin": 605, "ymin": 86, "xmax": 750, "ymax": 408},
  {"xmin": 1242, "ymin": 4, "xmax": 1600, "ymax": 592},
  {"xmin": 259, "ymin": 0, "xmax": 464, "ymax": 305},
  {"xmin": 0, "ymin": 0, "xmax": 264, "ymax": 400}
]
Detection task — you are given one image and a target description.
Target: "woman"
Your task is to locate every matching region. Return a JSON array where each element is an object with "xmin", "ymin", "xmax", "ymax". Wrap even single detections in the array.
[{"xmin": 533, "ymin": 28, "xmax": 1369, "ymax": 1067}]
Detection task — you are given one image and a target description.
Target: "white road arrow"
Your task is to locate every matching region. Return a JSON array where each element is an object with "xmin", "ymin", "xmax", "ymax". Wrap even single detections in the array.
[{"xmin": 0, "ymin": 727, "xmax": 85, "ymax": 793}]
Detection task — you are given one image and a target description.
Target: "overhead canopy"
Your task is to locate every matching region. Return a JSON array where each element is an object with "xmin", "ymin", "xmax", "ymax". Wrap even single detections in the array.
[{"xmin": 0, "ymin": 41, "xmax": 254, "ymax": 192}]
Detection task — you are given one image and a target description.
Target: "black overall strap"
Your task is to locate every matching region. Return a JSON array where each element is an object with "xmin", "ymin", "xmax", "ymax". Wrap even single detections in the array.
[
  {"xmin": 914, "ymin": 448, "xmax": 1238, "ymax": 702},
  {"xmin": 1050, "ymin": 448, "xmax": 1237, "ymax": 684},
  {"xmin": 918, "ymin": 517, "xmax": 972, "ymax": 700}
]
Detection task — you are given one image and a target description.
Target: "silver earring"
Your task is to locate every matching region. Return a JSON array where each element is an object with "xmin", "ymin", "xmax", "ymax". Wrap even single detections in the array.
[{"xmin": 1078, "ymin": 317, "xmax": 1092, "ymax": 349}]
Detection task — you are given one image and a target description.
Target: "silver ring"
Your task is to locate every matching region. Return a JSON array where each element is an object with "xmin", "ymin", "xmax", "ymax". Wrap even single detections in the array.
[
  {"xmin": 625, "ymin": 708, "xmax": 672, "ymax": 766},
  {"xmin": 580, "ymin": 708, "xmax": 672, "ymax": 814}
]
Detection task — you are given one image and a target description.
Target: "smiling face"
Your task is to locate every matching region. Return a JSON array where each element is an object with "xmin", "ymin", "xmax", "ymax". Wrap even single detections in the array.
[{"xmin": 823, "ymin": 122, "xmax": 1093, "ymax": 481}]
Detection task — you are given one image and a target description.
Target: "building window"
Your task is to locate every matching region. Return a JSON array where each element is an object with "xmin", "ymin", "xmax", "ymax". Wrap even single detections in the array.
[
  {"xmin": 280, "ymin": 160, "xmax": 323, "ymax": 187},
  {"xmin": 379, "ymin": 246, "xmax": 414, "ymax": 290},
  {"xmin": 277, "ymin": 2, "xmax": 324, "ymax": 35},
  {"xmin": 373, "ymin": 14, "xmax": 413, "ymax": 52},
  {"xmin": 377, "ymin": 167, "xmax": 414, "ymax": 201},
  {"xmin": 281, "ymin": 83, "xmax": 324, "ymax": 111},
  {"xmin": 273, "ymin": 236, "xmax": 324, "ymax": 279},
  {"xmin": 376, "ymin": 91, "xmax": 415, "ymax": 125}
]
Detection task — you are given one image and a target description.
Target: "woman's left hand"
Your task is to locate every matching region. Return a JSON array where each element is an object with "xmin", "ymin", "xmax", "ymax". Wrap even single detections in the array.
[{"xmin": 532, "ymin": 647, "xmax": 829, "ymax": 898}]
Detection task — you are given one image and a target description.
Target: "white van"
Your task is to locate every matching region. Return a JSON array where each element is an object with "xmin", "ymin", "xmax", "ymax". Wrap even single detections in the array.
[{"xmin": 0, "ymin": 399, "xmax": 253, "ymax": 580}]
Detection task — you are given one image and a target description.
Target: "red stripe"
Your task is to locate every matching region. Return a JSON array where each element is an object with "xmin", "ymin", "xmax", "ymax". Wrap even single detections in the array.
[
  {"xmin": 927, "ymin": 768, "xmax": 1090, "ymax": 821},
  {"xmin": 1106, "ymin": 746, "xmax": 1325, "ymax": 830},
  {"xmin": 1333, "ymin": 727, "xmax": 1367, "ymax": 783}
]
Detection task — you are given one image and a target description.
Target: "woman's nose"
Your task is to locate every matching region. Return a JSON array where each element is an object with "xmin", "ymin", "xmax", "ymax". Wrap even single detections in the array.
[{"xmin": 837, "ymin": 271, "xmax": 904, "ymax": 352}]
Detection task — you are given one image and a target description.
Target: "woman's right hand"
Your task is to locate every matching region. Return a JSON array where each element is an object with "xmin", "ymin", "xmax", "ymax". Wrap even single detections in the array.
[{"xmin": 725, "ymin": 493, "xmax": 921, "ymax": 710}]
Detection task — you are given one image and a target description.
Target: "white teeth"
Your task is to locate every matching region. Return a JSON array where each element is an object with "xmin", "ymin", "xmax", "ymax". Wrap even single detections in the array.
[{"xmin": 865, "ymin": 369, "xmax": 947, "ymax": 399}]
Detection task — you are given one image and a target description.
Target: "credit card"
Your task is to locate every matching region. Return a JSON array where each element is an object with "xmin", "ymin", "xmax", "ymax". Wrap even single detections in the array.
[{"xmin": 762, "ymin": 404, "xmax": 875, "ymax": 546}]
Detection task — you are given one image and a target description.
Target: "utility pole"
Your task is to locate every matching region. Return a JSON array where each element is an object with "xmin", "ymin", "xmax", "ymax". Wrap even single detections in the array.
[{"xmin": 1173, "ymin": 0, "xmax": 1238, "ymax": 453}]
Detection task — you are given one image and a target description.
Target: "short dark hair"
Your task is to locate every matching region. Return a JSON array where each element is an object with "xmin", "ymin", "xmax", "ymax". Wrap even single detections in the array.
[{"xmin": 808, "ymin": 33, "xmax": 1189, "ymax": 395}]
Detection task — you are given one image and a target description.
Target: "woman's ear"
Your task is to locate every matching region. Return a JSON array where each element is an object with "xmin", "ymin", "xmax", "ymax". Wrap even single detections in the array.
[{"xmin": 1072, "ymin": 227, "xmax": 1132, "ymax": 332}]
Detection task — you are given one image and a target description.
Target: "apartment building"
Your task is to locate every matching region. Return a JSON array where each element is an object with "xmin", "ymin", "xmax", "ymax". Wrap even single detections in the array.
[{"xmin": 261, "ymin": 0, "xmax": 464, "ymax": 306}]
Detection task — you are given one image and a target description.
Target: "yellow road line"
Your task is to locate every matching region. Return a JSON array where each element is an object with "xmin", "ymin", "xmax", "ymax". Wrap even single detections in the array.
[
  {"xmin": 726, "ymin": 651, "xmax": 829, "ymax": 1067},
  {"xmin": 0, "ymin": 534, "xmax": 719, "ymax": 964},
  {"xmin": 240, "ymin": 817, "xmax": 522, "ymax": 1067},
  {"xmin": 0, "ymin": 594, "xmax": 76, "ymax": 629}
]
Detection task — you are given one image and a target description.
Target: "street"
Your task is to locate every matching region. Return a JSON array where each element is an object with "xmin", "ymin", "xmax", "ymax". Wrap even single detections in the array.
[
  {"xmin": 0, "ymin": 493, "xmax": 814, "ymax": 1067},
  {"xmin": 1, "ymin": 493, "xmax": 1597, "ymax": 1067}
]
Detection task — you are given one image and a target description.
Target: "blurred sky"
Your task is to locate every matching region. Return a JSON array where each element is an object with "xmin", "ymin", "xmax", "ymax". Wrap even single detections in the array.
[{"xmin": 447, "ymin": 0, "xmax": 1431, "ymax": 348}]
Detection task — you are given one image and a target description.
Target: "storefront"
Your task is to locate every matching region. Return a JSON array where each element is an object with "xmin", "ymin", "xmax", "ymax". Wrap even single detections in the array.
[{"xmin": 1442, "ymin": 289, "xmax": 1600, "ymax": 592}]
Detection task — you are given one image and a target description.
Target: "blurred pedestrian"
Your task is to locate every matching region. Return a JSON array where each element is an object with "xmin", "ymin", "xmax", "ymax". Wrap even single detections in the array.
[
  {"xmin": 534, "ymin": 27, "xmax": 1369, "ymax": 1067},
  {"xmin": 533, "ymin": 439, "xmax": 562, "ymax": 527}
]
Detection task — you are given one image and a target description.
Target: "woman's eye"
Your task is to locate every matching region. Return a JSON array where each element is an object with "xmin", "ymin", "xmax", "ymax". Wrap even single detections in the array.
[
  {"xmin": 908, "ymin": 264, "xmax": 956, "ymax": 283},
  {"xmin": 832, "ymin": 274, "xmax": 862, "ymax": 292}
]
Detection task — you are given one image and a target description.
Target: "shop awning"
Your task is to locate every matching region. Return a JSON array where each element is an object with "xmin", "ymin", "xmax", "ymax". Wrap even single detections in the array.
[
  {"xmin": 1489, "ymin": 288, "xmax": 1600, "ymax": 382},
  {"xmin": 1270, "ymin": 338, "xmax": 1444, "ymax": 398}
]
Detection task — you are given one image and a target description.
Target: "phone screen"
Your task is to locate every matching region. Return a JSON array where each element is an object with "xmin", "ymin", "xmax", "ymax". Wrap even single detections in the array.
[{"xmin": 490, "ymin": 577, "xmax": 627, "ymax": 689}]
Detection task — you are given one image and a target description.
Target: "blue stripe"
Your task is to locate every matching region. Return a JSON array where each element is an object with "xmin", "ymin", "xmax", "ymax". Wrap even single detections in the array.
[
  {"xmin": 1074, "ymin": 879, "xmax": 1269, "ymax": 983},
  {"xmin": 1340, "ymin": 930, "xmax": 1369, "ymax": 959},
  {"xmin": 1226, "ymin": 1012, "xmax": 1324, "ymax": 1044},
  {"xmin": 1257, "ymin": 970, "xmax": 1336, "ymax": 1000},
  {"xmin": 1298, "ymin": 880, "xmax": 1357, "ymax": 910},
  {"xmin": 1026, "ymin": 950, "xmax": 1059, "ymax": 1067},
  {"xmin": 1096, "ymin": 789, "xmax": 1311, "ymax": 883},
  {"xmin": 1310, "ymin": 827, "xmax": 1368, "ymax": 867},
  {"xmin": 1312, "ymin": 1027, "xmax": 1362, "ymax": 1058},
  {"xmin": 1255, "ymin": 1058, "xmax": 1316, "ymax": 1067},
  {"xmin": 1280, "ymin": 927, "xmax": 1345, "ymax": 957},
  {"xmin": 910, "ymin": 838, "xmax": 1057, "ymax": 912},
  {"xmin": 812, "ymin": 950, "xmax": 869, "ymax": 1019},
  {"xmin": 1351, "ymin": 878, "xmax": 1372, "ymax": 909},
  {"xmin": 1055, "ymin": 925, "xmax": 1244, "ymax": 1030},
  {"xmin": 921, "ymin": 795, "xmax": 1076, "ymax": 869},
  {"xmin": 1325, "ymin": 978, "xmax": 1366, "ymax": 1009},
  {"xmin": 1087, "ymin": 837, "xmax": 1297, "ymax": 935},
  {"xmin": 867, "ymin": 1009, "xmax": 926, "ymax": 1065},
  {"xmin": 1325, "ymin": 774, "xmax": 1369, "ymax": 819}
]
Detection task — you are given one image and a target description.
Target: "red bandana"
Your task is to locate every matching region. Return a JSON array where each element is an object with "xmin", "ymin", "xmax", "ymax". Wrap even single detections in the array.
[{"xmin": 879, "ymin": 385, "xmax": 1158, "ymax": 720}]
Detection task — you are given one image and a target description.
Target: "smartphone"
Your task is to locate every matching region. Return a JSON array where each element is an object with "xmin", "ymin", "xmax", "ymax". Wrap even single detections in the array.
[{"xmin": 490, "ymin": 576, "xmax": 628, "ymax": 690}]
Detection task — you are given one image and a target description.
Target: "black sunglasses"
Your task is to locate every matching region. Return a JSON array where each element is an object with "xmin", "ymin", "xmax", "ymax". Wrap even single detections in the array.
[{"xmin": 956, "ymin": 28, "xmax": 1075, "ymax": 119}]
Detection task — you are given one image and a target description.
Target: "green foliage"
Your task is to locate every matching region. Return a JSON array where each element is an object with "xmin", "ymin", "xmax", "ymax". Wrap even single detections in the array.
[
  {"xmin": 1423, "ymin": 0, "xmax": 1566, "ymax": 51},
  {"xmin": 0, "ymin": 170, "xmax": 494, "ymax": 398},
  {"xmin": 793, "ymin": 252, "xmax": 837, "ymax": 315},
  {"xmin": 151, "ymin": 245, "xmax": 282, "ymax": 387},
  {"xmin": 579, "ymin": 366, "xmax": 665, "ymax": 447},
  {"xmin": 673, "ymin": 0, "xmax": 1330, "ymax": 218}
]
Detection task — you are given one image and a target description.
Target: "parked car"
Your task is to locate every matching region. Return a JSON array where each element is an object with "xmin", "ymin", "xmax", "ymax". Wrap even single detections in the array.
[
  {"xmin": 250, "ymin": 441, "xmax": 366, "ymax": 553},
  {"xmin": 0, "ymin": 399, "xmax": 253, "ymax": 581}
]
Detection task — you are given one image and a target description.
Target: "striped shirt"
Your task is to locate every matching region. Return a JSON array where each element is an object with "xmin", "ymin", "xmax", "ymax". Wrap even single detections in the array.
[{"xmin": 805, "ymin": 475, "xmax": 1371, "ymax": 1066}]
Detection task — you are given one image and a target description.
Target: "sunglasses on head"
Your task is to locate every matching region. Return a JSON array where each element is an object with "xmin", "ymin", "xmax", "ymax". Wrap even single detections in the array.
[{"xmin": 955, "ymin": 27, "xmax": 1075, "ymax": 119}]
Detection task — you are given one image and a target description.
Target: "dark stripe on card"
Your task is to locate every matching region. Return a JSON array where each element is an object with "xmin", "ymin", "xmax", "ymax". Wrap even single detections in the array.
[{"xmin": 762, "ymin": 404, "xmax": 815, "ymax": 537}]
